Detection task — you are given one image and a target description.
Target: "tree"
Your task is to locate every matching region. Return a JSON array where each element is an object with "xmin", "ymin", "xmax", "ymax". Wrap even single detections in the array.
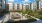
[
  {"xmin": 26, "ymin": 9, "xmax": 34, "ymax": 15},
  {"xmin": 22, "ymin": 9, "xmax": 26, "ymax": 14}
]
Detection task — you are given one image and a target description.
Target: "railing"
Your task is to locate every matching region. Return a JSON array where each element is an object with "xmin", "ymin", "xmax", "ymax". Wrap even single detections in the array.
[
  {"xmin": 0, "ymin": 15, "xmax": 6, "ymax": 23},
  {"xmin": 3, "ymin": 14, "xmax": 10, "ymax": 23}
]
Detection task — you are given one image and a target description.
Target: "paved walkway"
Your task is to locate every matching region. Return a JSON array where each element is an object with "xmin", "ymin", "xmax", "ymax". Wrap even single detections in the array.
[
  {"xmin": 0, "ymin": 13, "xmax": 40, "ymax": 23},
  {"xmin": 27, "ymin": 15, "xmax": 40, "ymax": 21},
  {"xmin": 9, "ymin": 12, "xmax": 28, "ymax": 21},
  {"xmin": 14, "ymin": 16, "xmax": 28, "ymax": 21},
  {"xmin": 23, "ymin": 14, "xmax": 40, "ymax": 21}
]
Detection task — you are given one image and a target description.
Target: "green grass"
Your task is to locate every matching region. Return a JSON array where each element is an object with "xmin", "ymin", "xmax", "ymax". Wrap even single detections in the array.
[{"xmin": 34, "ymin": 15, "xmax": 42, "ymax": 19}]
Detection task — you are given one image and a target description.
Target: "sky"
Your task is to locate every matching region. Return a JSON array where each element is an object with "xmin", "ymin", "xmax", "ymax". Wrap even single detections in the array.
[{"xmin": 6, "ymin": 0, "xmax": 35, "ymax": 4}]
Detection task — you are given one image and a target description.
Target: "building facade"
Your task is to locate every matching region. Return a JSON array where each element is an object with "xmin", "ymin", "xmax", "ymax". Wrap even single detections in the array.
[
  {"xmin": 25, "ymin": 4, "xmax": 29, "ymax": 10},
  {"xmin": 14, "ymin": 3, "xmax": 22, "ymax": 11},
  {"xmin": 35, "ymin": 0, "xmax": 40, "ymax": 10},
  {"xmin": 17, "ymin": 4, "xmax": 20, "ymax": 10},
  {"xmin": 0, "ymin": 0, "xmax": 6, "ymax": 10},
  {"xmin": 7, "ymin": 2, "xmax": 14, "ymax": 11},
  {"xmin": 14, "ymin": 3, "xmax": 17, "ymax": 11},
  {"xmin": 22, "ymin": 4, "xmax": 26, "ymax": 12},
  {"xmin": 39, "ymin": 0, "xmax": 42, "ymax": 10},
  {"xmin": 31, "ymin": 2, "xmax": 37, "ymax": 10},
  {"xmin": 19, "ymin": 4, "xmax": 22, "ymax": 10},
  {"xmin": 22, "ymin": 4, "xmax": 26, "ymax": 10}
]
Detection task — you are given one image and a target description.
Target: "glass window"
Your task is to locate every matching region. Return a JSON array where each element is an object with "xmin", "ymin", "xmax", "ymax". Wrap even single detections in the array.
[
  {"xmin": 17, "ymin": 6, "xmax": 19, "ymax": 9},
  {"xmin": 0, "ymin": 0, "xmax": 2, "ymax": 2}
]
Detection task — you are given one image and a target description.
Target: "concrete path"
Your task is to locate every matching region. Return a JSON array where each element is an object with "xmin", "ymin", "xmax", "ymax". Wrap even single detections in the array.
[
  {"xmin": 23, "ymin": 14, "xmax": 40, "ymax": 21},
  {"xmin": 28, "ymin": 15, "xmax": 40, "ymax": 21},
  {"xmin": 14, "ymin": 16, "xmax": 28, "ymax": 21}
]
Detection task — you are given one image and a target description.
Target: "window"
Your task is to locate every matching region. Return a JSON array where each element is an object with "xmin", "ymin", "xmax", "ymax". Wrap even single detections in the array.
[
  {"xmin": 17, "ymin": 4, "xmax": 19, "ymax": 10},
  {"xmin": 0, "ymin": 0, "xmax": 2, "ymax": 2},
  {"xmin": 13, "ymin": 4, "xmax": 15, "ymax": 9}
]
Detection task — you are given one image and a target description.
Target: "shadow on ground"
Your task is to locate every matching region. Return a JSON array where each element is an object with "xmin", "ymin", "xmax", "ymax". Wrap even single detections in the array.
[{"xmin": 6, "ymin": 19, "xmax": 36, "ymax": 23}]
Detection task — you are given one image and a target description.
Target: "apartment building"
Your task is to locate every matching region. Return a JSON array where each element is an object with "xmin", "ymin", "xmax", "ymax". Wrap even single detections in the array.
[
  {"xmin": 0, "ymin": 0, "xmax": 6, "ymax": 10},
  {"xmin": 35, "ymin": 0, "xmax": 40, "ymax": 10},
  {"xmin": 17, "ymin": 4, "xmax": 20, "ymax": 11},
  {"xmin": 33, "ymin": 0, "xmax": 42, "ymax": 10},
  {"xmin": 31, "ymin": 2, "xmax": 37, "ymax": 10},
  {"xmin": 19, "ymin": 4, "xmax": 22, "ymax": 10},
  {"xmin": 25, "ymin": 4, "xmax": 29, "ymax": 10},
  {"xmin": 22, "ymin": 4, "xmax": 26, "ymax": 12},
  {"xmin": 7, "ymin": 2, "xmax": 14, "ymax": 11},
  {"xmin": 7, "ymin": 3, "xmax": 22, "ymax": 12},
  {"xmin": 28, "ymin": 0, "xmax": 41, "ymax": 10},
  {"xmin": 29, "ymin": 3, "xmax": 32, "ymax": 9},
  {"xmin": 39, "ymin": 0, "xmax": 42, "ymax": 10},
  {"xmin": 23, "ymin": 4, "xmax": 26, "ymax": 10},
  {"xmin": 14, "ymin": 3, "xmax": 17, "ymax": 11},
  {"xmin": 15, "ymin": 4, "xmax": 23, "ymax": 11},
  {"xmin": 14, "ymin": 3, "xmax": 22, "ymax": 11}
]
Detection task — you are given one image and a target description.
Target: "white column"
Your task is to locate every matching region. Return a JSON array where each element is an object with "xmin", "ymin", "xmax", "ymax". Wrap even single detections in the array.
[
  {"xmin": 39, "ymin": 1, "xmax": 41, "ymax": 9},
  {"xmin": 14, "ymin": 3, "xmax": 17, "ymax": 10},
  {"xmin": 31, "ymin": 3, "xmax": 33, "ymax": 10},
  {"xmin": 23, "ymin": 4, "xmax": 26, "ymax": 10},
  {"xmin": 29, "ymin": 4, "xmax": 30, "ymax": 9},
  {"xmin": 19, "ymin": 4, "xmax": 22, "ymax": 10},
  {"xmin": 8, "ymin": 3, "xmax": 13, "ymax": 11}
]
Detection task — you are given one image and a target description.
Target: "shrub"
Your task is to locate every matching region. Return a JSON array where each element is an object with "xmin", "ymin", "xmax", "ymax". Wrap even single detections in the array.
[
  {"xmin": 38, "ymin": 10, "xmax": 42, "ymax": 15},
  {"xmin": 27, "ymin": 18, "xmax": 37, "ymax": 22}
]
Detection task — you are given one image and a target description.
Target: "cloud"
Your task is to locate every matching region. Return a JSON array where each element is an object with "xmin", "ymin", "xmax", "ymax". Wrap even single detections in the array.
[
  {"xmin": 22, "ymin": 0, "xmax": 31, "ymax": 3},
  {"xmin": 22, "ymin": 0, "xmax": 30, "ymax": 2},
  {"xmin": 24, "ymin": 0, "xmax": 29, "ymax": 2},
  {"xmin": 8, "ymin": 0, "xmax": 14, "ymax": 2}
]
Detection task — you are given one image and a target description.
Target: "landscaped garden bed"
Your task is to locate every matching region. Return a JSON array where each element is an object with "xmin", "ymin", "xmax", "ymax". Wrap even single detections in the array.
[
  {"xmin": 27, "ymin": 18, "xmax": 37, "ymax": 22},
  {"xmin": 34, "ymin": 15, "xmax": 42, "ymax": 20}
]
